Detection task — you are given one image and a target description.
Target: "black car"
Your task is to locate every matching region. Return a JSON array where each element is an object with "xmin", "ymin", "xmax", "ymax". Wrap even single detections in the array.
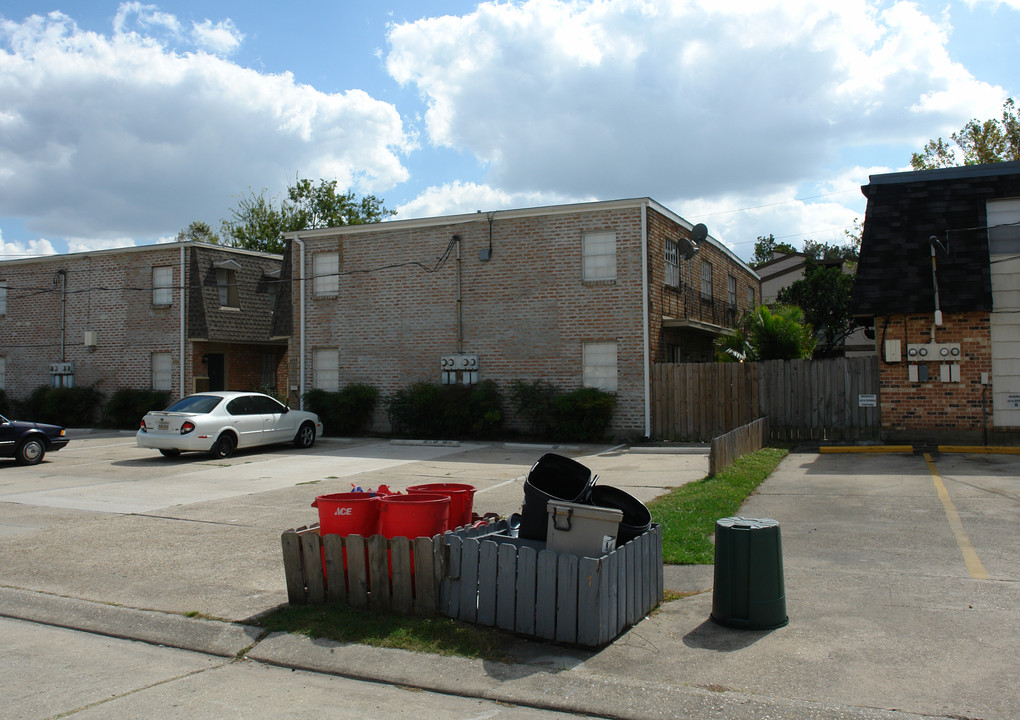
[{"xmin": 0, "ymin": 414, "xmax": 70, "ymax": 465}]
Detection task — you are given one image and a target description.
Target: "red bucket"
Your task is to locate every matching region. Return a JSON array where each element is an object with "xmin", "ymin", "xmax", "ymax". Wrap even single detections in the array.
[
  {"xmin": 378, "ymin": 493, "xmax": 450, "ymax": 539},
  {"xmin": 407, "ymin": 483, "xmax": 476, "ymax": 531},
  {"xmin": 312, "ymin": 492, "xmax": 380, "ymax": 537}
]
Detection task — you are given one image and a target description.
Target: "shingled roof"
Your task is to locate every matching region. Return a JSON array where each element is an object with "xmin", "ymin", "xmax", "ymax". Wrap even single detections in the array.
[{"xmin": 851, "ymin": 161, "xmax": 1020, "ymax": 318}]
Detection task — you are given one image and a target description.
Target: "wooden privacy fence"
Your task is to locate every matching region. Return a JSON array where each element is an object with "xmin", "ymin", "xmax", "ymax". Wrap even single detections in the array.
[
  {"xmin": 281, "ymin": 521, "xmax": 663, "ymax": 648},
  {"xmin": 709, "ymin": 417, "xmax": 768, "ymax": 475},
  {"xmin": 652, "ymin": 356, "xmax": 880, "ymax": 443}
]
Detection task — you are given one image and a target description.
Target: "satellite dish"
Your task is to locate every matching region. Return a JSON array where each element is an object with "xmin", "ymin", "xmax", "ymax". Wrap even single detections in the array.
[
  {"xmin": 677, "ymin": 236, "xmax": 698, "ymax": 259},
  {"xmin": 690, "ymin": 223, "xmax": 708, "ymax": 245}
]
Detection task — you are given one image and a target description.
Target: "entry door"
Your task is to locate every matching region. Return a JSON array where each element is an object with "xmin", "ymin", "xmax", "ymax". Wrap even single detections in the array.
[{"xmin": 207, "ymin": 354, "xmax": 225, "ymax": 391}]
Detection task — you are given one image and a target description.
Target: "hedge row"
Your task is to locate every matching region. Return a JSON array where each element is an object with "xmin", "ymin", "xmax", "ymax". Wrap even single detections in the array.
[{"xmin": 1, "ymin": 380, "xmax": 617, "ymax": 442}]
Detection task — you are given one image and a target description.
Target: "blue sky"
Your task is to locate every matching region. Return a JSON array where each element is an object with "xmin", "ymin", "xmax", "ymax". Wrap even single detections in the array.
[{"xmin": 1, "ymin": 0, "xmax": 1016, "ymax": 262}]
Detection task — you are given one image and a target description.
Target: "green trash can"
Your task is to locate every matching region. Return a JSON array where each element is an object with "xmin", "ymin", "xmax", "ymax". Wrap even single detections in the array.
[{"xmin": 711, "ymin": 517, "xmax": 788, "ymax": 630}]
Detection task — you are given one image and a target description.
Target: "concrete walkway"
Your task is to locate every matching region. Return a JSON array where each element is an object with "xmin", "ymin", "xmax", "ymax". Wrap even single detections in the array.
[{"xmin": 2, "ymin": 442, "xmax": 1017, "ymax": 719}]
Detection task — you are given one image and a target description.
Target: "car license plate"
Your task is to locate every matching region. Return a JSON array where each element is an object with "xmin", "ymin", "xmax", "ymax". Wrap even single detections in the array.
[{"xmin": 158, "ymin": 421, "xmax": 169, "ymax": 431}]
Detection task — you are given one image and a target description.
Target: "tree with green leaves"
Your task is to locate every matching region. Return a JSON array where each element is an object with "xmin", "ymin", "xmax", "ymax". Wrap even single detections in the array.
[
  {"xmin": 776, "ymin": 260, "xmax": 859, "ymax": 357},
  {"xmin": 751, "ymin": 234, "xmax": 797, "ymax": 267},
  {"xmin": 221, "ymin": 178, "xmax": 395, "ymax": 254},
  {"xmin": 176, "ymin": 220, "xmax": 220, "ymax": 244},
  {"xmin": 715, "ymin": 305, "xmax": 816, "ymax": 362},
  {"xmin": 911, "ymin": 98, "xmax": 1020, "ymax": 170}
]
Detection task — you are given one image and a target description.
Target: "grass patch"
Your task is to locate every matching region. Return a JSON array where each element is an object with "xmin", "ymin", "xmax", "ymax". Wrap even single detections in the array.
[
  {"xmin": 256, "ymin": 603, "xmax": 515, "ymax": 663},
  {"xmin": 648, "ymin": 447, "xmax": 788, "ymax": 565}
]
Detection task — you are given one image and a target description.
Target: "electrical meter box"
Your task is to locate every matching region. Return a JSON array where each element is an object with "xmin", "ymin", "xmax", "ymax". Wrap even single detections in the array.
[{"xmin": 906, "ymin": 343, "xmax": 961, "ymax": 361}]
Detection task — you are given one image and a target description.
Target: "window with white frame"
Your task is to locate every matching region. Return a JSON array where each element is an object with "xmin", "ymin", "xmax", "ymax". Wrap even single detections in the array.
[
  {"xmin": 583, "ymin": 341, "xmax": 618, "ymax": 392},
  {"xmin": 313, "ymin": 252, "xmax": 340, "ymax": 297},
  {"xmin": 152, "ymin": 266, "xmax": 173, "ymax": 306},
  {"xmin": 151, "ymin": 352, "xmax": 172, "ymax": 391},
  {"xmin": 727, "ymin": 275, "xmax": 737, "ymax": 307},
  {"xmin": 748, "ymin": 286, "xmax": 756, "ymax": 309},
  {"xmin": 583, "ymin": 231, "xmax": 616, "ymax": 282},
  {"xmin": 701, "ymin": 260, "xmax": 713, "ymax": 299},
  {"xmin": 0, "ymin": 280, "xmax": 6, "ymax": 315},
  {"xmin": 987, "ymin": 198, "xmax": 1020, "ymax": 254},
  {"xmin": 664, "ymin": 240, "xmax": 680, "ymax": 288},
  {"xmin": 312, "ymin": 348, "xmax": 339, "ymax": 391},
  {"xmin": 215, "ymin": 268, "xmax": 239, "ymax": 307}
]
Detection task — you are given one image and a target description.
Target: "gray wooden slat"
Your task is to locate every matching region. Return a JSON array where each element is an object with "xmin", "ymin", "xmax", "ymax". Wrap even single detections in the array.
[
  {"xmin": 577, "ymin": 556, "xmax": 600, "ymax": 647},
  {"xmin": 281, "ymin": 531, "xmax": 306, "ymax": 605},
  {"xmin": 515, "ymin": 545, "xmax": 537, "ymax": 636},
  {"xmin": 535, "ymin": 550, "xmax": 557, "ymax": 640},
  {"xmin": 496, "ymin": 543, "xmax": 517, "ymax": 632},
  {"xmin": 625, "ymin": 541, "xmax": 638, "ymax": 626},
  {"xmin": 459, "ymin": 538, "xmax": 480, "ymax": 623},
  {"xmin": 443, "ymin": 535, "xmax": 462, "ymax": 619},
  {"xmin": 654, "ymin": 525, "xmax": 664, "ymax": 605},
  {"xmin": 616, "ymin": 538, "xmax": 627, "ymax": 631},
  {"xmin": 602, "ymin": 550, "xmax": 616, "ymax": 645},
  {"xmin": 476, "ymin": 540, "xmax": 498, "ymax": 626},
  {"xmin": 389, "ymin": 538, "xmax": 413, "ymax": 615},
  {"xmin": 322, "ymin": 534, "xmax": 346, "ymax": 605},
  {"xmin": 415, "ymin": 536, "xmax": 437, "ymax": 617},
  {"xmin": 346, "ymin": 534, "xmax": 369, "ymax": 609},
  {"xmin": 300, "ymin": 532, "xmax": 326, "ymax": 605},
  {"xmin": 367, "ymin": 534, "xmax": 390, "ymax": 612},
  {"xmin": 555, "ymin": 554, "xmax": 579, "ymax": 644}
]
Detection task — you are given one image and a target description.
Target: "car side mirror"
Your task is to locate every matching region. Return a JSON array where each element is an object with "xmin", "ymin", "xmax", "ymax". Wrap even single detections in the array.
[{"xmin": 282, "ymin": 406, "xmax": 290, "ymax": 414}]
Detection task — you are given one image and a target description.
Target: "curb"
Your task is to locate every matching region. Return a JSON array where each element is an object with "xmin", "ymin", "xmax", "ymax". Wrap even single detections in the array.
[{"xmin": 3, "ymin": 585, "xmax": 931, "ymax": 720}]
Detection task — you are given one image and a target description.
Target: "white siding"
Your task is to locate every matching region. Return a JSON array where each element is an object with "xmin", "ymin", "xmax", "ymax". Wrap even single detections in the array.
[{"xmin": 989, "ymin": 201, "xmax": 1020, "ymax": 427}]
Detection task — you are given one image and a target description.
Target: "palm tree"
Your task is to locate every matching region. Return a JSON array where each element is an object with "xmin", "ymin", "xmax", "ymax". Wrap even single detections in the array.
[{"xmin": 716, "ymin": 305, "xmax": 816, "ymax": 362}]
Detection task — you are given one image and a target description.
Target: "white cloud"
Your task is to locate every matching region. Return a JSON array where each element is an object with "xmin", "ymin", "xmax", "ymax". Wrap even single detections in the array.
[
  {"xmin": 386, "ymin": 0, "xmax": 1007, "ymax": 202},
  {"xmin": 0, "ymin": 9, "xmax": 411, "ymax": 242},
  {"xmin": 396, "ymin": 180, "xmax": 584, "ymax": 219},
  {"xmin": 190, "ymin": 19, "xmax": 243, "ymax": 55},
  {"xmin": 965, "ymin": 0, "xmax": 1020, "ymax": 9},
  {"xmin": 1, "ymin": 235, "xmax": 58, "ymax": 259}
]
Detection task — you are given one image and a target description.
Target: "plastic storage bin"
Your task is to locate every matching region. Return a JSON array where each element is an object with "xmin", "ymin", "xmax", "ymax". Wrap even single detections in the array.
[{"xmin": 546, "ymin": 500, "xmax": 623, "ymax": 557}]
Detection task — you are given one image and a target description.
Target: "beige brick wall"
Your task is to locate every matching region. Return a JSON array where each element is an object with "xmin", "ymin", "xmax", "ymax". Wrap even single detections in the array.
[
  {"xmin": 876, "ymin": 311, "xmax": 992, "ymax": 435},
  {"xmin": 0, "ymin": 247, "xmax": 186, "ymax": 400},
  {"xmin": 288, "ymin": 203, "xmax": 758, "ymax": 437}
]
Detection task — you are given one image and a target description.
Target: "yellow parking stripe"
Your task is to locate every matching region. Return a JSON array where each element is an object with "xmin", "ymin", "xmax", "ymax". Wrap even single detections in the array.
[{"xmin": 923, "ymin": 453, "xmax": 988, "ymax": 580}]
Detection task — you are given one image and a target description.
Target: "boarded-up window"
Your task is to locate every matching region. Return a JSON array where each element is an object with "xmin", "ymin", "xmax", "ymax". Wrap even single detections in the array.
[{"xmin": 583, "ymin": 341, "xmax": 617, "ymax": 392}]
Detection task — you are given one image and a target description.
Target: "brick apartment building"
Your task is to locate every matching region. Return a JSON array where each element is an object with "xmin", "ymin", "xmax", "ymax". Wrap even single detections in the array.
[
  {"xmin": 279, "ymin": 198, "xmax": 759, "ymax": 438},
  {"xmin": 0, "ymin": 243, "xmax": 285, "ymax": 410},
  {"xmin": 852, "ymin": 161, "xmax": 1020, "ymax": 443}
]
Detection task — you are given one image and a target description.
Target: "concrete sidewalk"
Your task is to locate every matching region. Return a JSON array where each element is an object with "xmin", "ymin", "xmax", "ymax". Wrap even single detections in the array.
[{"xmin": 2, "ymin": 445, "xmax": 1017, "ymax": 719}]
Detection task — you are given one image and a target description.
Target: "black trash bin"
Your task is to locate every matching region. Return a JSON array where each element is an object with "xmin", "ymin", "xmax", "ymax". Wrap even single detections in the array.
[
  {"xmin": 588, "ymin": 485, "xmax": 651, "ymax": 545},
  {"xmin": 711, "ymin": 516, "xmax": 788, "ymax": 630},
  {"xmin": 519, "ymin": 453, "xmax": 596, "ymax": 540}
]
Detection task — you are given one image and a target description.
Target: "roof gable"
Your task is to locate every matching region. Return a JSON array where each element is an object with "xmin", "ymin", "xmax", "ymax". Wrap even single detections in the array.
[{"xmin": 851, "ymin": 162, "xmax": 1020, "ymax": 317}]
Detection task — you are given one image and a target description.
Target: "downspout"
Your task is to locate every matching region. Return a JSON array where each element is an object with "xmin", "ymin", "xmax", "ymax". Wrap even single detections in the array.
[
  {"xmin": 295, "ymin": 236, "xmax": 306, "ymax": 409},
  {"xmin": 455, "ymin": 235, "xmax": 463, "ymax": 353},
  {"xmin": 53, "ymin": 270, "xmax": 67, "ymax": 364},
  {"xmin": 641, "ymin": 204, "xmax": 651, "ymax": 439},
  {"xmin": 180, "ymin": 244, "xmax": 186, "ymax": 397}
]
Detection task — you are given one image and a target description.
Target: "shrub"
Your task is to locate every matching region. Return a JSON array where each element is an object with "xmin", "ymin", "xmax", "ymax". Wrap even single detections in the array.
[
  {"xmin": 19, "ymin": 385, "xmax": 105, "ymax": 427},
  {"xmin": 102, "ymin": 389, "xmax": 171, "ymax": 429},
  {"xmin": 386, "ymin": 381, "xmax": 503, "ymax": 439},
  {"xmin": 508, "ymin": 380, "xmax": 559, "ymax": 436},
  {"xmin": 550, "ymin": 387, "xmax": 616, "ymax": 442},
  {"xmin": 303, "ymin": 384, "xmax": 380, "ymax": 436}
]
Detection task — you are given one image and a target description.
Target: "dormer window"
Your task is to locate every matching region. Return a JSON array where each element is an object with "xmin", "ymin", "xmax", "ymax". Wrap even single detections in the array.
[{"xmin": 214, "ymin": 259, "xmax": 242, "ymax": 308}]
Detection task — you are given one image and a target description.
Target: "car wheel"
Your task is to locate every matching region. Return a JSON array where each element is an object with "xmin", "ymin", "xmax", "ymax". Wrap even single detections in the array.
[
  {"xmin": 210, "ymin": 433, "xmax": 236, "ymax": 459},
  {"xmin": 159, "ymin": 449, "xmax": 182, "ymax": 458},
  {"xmin": 15, "ymin": 437, "xmax": 46, "ymax": 465},
  {"xmin": 294, "ymin": 422, "xmax": 316, "ymax": 448}
]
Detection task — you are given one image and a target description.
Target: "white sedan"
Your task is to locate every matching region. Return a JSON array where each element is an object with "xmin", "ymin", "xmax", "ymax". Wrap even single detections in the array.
[{"xmin": 137, "ymin": 391, "xmax": 324, "ymax": 459}]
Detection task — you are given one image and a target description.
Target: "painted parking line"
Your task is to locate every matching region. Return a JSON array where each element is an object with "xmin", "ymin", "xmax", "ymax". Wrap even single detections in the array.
[{"xmin": 923, "ymin": 453, "xmax": 988, "ymax": 580}]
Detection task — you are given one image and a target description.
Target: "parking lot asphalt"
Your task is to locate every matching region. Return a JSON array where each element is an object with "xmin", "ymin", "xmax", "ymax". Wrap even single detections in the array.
[{"xmin": 1, "ymin": 435, "xmax": 1017, "ymax": 720}]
